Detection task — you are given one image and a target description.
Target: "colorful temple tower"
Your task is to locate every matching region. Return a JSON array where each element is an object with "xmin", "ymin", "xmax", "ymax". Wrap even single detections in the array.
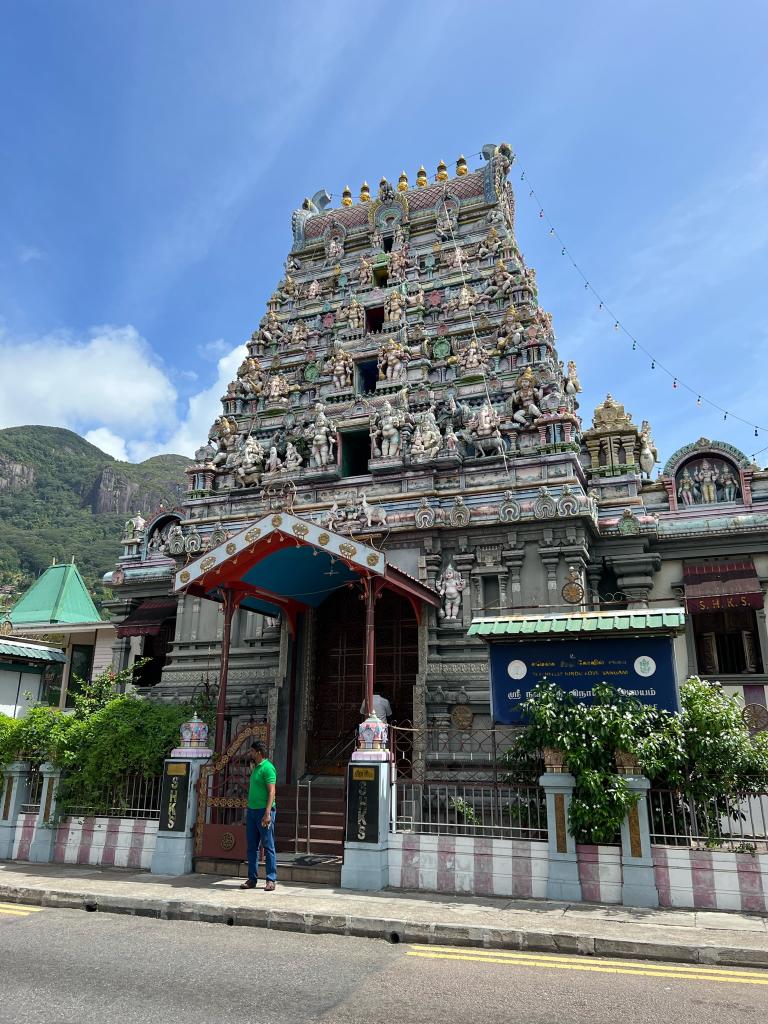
[{"xmin": 109, "ymin": 143, "xmax": 768, "ymax": 776}]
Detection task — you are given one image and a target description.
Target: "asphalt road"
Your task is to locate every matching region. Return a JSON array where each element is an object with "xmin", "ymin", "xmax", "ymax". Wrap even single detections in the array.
[{"xmin": 1, "ymin": 903, "xmax": 767, "ymax": 1024}]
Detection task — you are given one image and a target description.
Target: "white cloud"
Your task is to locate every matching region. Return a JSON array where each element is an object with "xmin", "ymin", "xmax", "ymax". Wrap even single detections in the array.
[
  {"xmin": 0, "ymin": 324, "xmax": 177, "ymax": 436},
  {"xmin": 83, "ymin": 427, "xmax": 129, "ymax": 461},
  {"xmin": 18, "ymin": 246, "xmax": 44, "ymax": 264}
]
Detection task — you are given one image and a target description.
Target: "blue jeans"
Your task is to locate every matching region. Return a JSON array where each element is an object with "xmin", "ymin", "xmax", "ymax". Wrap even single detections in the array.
[{"xmin": 246, "ymin": 807, "xmax": 276, "ymax": 882}]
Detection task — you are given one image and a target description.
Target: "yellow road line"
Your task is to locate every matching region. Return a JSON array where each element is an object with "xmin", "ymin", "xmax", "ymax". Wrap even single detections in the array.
[
  {"xmin": 0, "ymin": 907, "xmax": 35, "ymax": 917},
  {"xmin": 412, "ymin": 944, "xmax": 765, "ymax": 978},
  {"xmin": 0, "ymin": 902, "xmax": 43, "ymax": 913},
  {"xmin": 406, "ymin": 951, "xmax": 768, "ymax": 987}
]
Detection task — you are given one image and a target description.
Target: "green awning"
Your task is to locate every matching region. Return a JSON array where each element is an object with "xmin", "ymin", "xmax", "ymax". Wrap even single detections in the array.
[
  {"xmin": 0, "ymin": 639, "xmax": 66, "ymax": 663},
  {"xmin": 468, "ymin": 608, "xmax": 686, "ymax": 638}
]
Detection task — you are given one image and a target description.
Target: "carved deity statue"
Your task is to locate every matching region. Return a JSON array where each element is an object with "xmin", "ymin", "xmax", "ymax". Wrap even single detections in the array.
[
  {"xmin": 494, "ymin": 305, "xmax": 523, "ymax": 354},
  {"xmin": 290, "ymin": 319, "xmax": 308, "ymax": 346},
  {"xmin": 437, "ymin": 564, "xmax": 466, "ymax": 621},
  {"xmin": 236, "ymin": 356, "xmax": 264, "ymax": 398},
  {"xmin": 406, "ymin": 283, "xmax": 424, "ymax": 310},
  {"xmin": 477, "ymin": 226, "xmax": 503, "ymax": 261},
  {"xmin": 435, "ymin": 199, "xmax": 457, "ymax": 241},
  {"xmin": 483, "ymin": 259, "xmax": 517, "ymax": 300},
  {"xmin": 565, "ymin": 360, "xmax": 582, "ymax": 398},
  {"xmin": 720, "ymin": 466, "xmax": 740, "ymax": 502},
  {"xmin": 467, "ymin": 401, "xmax": 505, "ymax": 457},
  {"xmin": 448, "ymin": 283, "xmax": 477, "ymax": 313},
  {"xmin": 284, "ymin": 442, "xmax": 303, "ymax": 472},
  {"xmin": 411, "ymin": 410, "xmax": 442, "ymax": 460},
  {"xmin": 384, "ymin": 288, "xmax": 405, "ymax": 323},
  {"xmin": 357, "ymin": 254, "xmax": 374, "ymax": 287},
  {"xmin": 458, "ymin": 336, "xmax": 490, "ymax": 375},
  {"xmin": 346, "ymin": 296, "xmax": 364, "ymax": 331},
  {"xmin": 235, "ymin": 436, "xmax": 265, "ymax": 487},
  {"xmin": 124, "ymin": 511, "xmax": 146, "ymax": 540},
  {"xmin": 264, "ymin": 446, "xmax": 283, "ymax": 476},
  {"xmin": 306, "ymin": 402, "xmax": 337, "ymax": 469},
  {"xmin": 267, "ymin": 372, "xmax": 290, "ymax": 404},
  {"xmin": 325, "ymin": 235, "xmax": 344, "ymax": 264},
  {"xmin": 307, "ymin": 279, "xmax": 321, "ymax": 301},
  {"xmin": 325, "ymin": 346, "xmax": 354, "ymax": 390},
  {"xmin": 639, "ymin": 420, "xmax": 658, "ymax": 479},
  {"xmin": 511, "ymin": 367, "xmax": 542, "ymax": 427},
  {"xmin": 252, "ymin": 310, "xmax": 285, "ymax": 354},
  {"xmin": 677, "ymin": 467, "xmax": 695, "ymax": 506},
  {"xmin": 371, "ymin": 399, "xmax": 404, "ymax": 459},
  {"xmin": 377, "ymin": 337, "xmax": 410, "ymax": 381},
  {"xmin": 697, "ymin": 458, "xmax": 719, "ymax": 503},
  {"xmin": 278, "ymin": 274, "xmax": 296, "ymax": 303},
  {"xmin": 389, "ymin": 244, "xmax": 410, "ymax": 283}
]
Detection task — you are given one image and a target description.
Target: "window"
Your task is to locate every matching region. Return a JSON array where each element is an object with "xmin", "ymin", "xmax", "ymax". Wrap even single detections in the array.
[
  {"xmin": 482, "ymin": 576, "xmax": 500, "ymax": 615},
  {"xmin": 693, "ymin": 608, "xmax": 763, "ymax": 675},
  {"xmin": 134, "ymin": 619, "xmax": 176, "ymax": 688},
  {"xmin": 365, "ymin": 305, "xmax": 385, "ymax": 334},
  {"xmin": 373, "ymin": 265, "xmax": 389, "ymax": 288},
  {"xmin": 340, "ymin": 430, "xmax": 371, "ymax": 477},
  {"xmin": 65, "ymin": 644, "xmax": 94, "ymax": 707},
  {"xmin": 40, "ymin": 663, "xmax": 64, "ymax": 707},
  {"xmin": 382, "ymin": 235, "xmax": 394, "ymax": 254},
  {"xmin": 356, "ymin": 359, "xmax": 378, "ymax": 395}
]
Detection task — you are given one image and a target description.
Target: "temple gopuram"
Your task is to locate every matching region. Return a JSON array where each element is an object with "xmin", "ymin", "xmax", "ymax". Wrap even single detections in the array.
[{"xmin": 108, "ymin": 143, "xmax": 768, "ymax": 780}]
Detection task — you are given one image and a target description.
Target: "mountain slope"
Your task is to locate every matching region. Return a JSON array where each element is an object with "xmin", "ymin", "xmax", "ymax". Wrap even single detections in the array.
[{"xmin": 0, "ymin": 425, "xmax": 190, "ymax": 610}]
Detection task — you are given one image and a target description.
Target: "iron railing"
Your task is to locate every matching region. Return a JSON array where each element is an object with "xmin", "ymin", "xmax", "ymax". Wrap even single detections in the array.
[
  {"xmin": 64, "ymin": 774, "xmax": 164, "ymax": 821},
  {"xmin": 393, "ymin": 781, "xmax": 547, "ymax": 841},
  {"xmin": 20, "ymin": 769, "xmax": 43, "ymax": 814},
  {"xmin": 648, "ymin": 789, "xmax": 768, "ymax": 852},
  {"xmin": 389, "ymin": 724, "xmax": 532, "ymax": 784}
]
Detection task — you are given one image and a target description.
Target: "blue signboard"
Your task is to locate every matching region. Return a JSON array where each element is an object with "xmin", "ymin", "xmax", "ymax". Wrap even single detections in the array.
[{"xmin": 490, "ymin": 635, "xmax": 679, "ymax": 725}]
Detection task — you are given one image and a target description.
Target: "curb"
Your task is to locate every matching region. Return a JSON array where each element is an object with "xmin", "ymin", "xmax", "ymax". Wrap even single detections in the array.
[{"xmin": 2, "ymin": 883, "xmax": 767, "ymax": 970}]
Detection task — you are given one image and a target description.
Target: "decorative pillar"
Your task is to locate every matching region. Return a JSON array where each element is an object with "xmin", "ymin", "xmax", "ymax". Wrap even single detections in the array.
[
  {"xmin": 28, "ymin": 763, "xmax": 63, "ymax": 863},
  {"xmin": 151, "ymin": 716, "xmax": 213, "ymax": 876},
  {"xmin": 341, "ymin": 716, "xmax": 391, "ymax": 892},
  {"xmin": 0, "ymin": 761, "xmax": 31, "ymax": 859},
  {"xmin": 214, "ymin": 588, "xmax": 241, "ymax": 754},
  {"xmin": 539, "ymin": 772, "xmax": 582, "ymax": 902},
  {"xmin": 619, "ymin": 775, "xmax": 659, "ymax": 907}
]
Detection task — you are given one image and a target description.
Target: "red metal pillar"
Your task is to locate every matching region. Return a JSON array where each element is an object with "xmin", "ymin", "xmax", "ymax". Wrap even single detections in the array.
[{"xmin": 214, "ymin": 588, "xmax": 237, "ymax": 754}]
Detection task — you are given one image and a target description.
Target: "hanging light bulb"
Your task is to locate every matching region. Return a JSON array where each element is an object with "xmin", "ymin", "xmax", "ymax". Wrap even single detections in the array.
[
  {"xmin": 539, "ymin": 210, "xmax": 544, "ymax": 218},
  {"xmin": 724, "ymin": 412, "xmax": 728, "ymax": 421},
  {"xmin": 696, "ymin": 396, "xmax": 702, "ymax": 405},
  {"xmin": 598, "ymin": 302, "xmax": 603, "ymax": 309},
  {"xmin": 549, "ymin": 227, "xmax": 554, "ymax": 235},
  {"xmin": 584, "ymin": 282, "xmax": 589, "ymax": 289},
  {"xmin": 651, "ymin": 360, "xmax": 655, "ymax": 369},
  {"xmin": 614, "ymin": 321, "xmax": 619, "ymax": 331},
  {"xmin": 529, "ymin": 189, "xmax": 534, "ymax": 197},
  {"xmin": 521, "ymin": 172, "xmax": 525, "ymax": 181},
  {"xmin": 561, "ymin": 247, "xmax": 566, "ymax": 255},
  {"xmin": 672, "ymin": 378, "xmax": 678, "ymax": 388},
  {"xmin": 755, "ymin": 428, "xmax": 759, "ymax": 437}
]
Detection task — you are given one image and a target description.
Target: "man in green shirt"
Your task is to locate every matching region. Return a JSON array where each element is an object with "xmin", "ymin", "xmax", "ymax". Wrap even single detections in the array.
[{"xmin": 240, "ymin": 741, "xmax": 277, "ymax": 891}]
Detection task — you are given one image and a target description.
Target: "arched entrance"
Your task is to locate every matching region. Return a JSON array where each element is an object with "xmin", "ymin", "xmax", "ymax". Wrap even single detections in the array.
[{"xmin": 307, "ymin": 587, "xmax": 417, "ymax": 772}]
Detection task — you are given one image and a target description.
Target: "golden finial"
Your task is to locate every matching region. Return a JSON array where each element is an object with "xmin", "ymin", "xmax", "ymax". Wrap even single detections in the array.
[
  {"xmin": 398, "ymin": 170, "xmax": 408, "ymax": 192},
  {"xmin": 436, "ymin": 159, "xmax": 448, "ymax": 181},
  {"xmin": 456, "ymin": 154, "xmax": 468, "ymax": 176},
  {"xmin": 360, "ymin": 181, "xmax": 370, "ymax": 202},
  {"xmin": 416, "ymin": 165, "xmax": 428, "ymax": 187},
  {"xmin": 341, "ymin": 185, "xmax": 353, "ymax": 207}
]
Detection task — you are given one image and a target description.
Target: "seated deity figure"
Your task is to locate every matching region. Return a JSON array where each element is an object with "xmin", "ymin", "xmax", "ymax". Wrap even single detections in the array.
[
  {"xmin": 306, "ymin": 402, "xmax": 337, "ymax": 469},
  {"xmin": 291, "ymin": 319, "xmax": 308, "ymax": 345},
  {"xmin": 325, "ymin": 347, "xmax": 354, "ymax": 390},
  {"xmin": 511, "ymin": 367, "xmax": 542, "ymax": 426},
  {"xmin": 252, "ymin": 310, "xmax": 284, "ymax": 355},
  {"xmin": 284, "ymin": 442, "xmax": 303, "ymax": 472},
  {"xmin": 278, "ymin": 274, "xmax": 296, "ymax": 303},
  {"xmin": 415, "ymin": 410, "xmax": 442, "ymax": 459},
  {"xmin": 447, "ymin": 283, "xmax": 477, "ymax": 314},
  {"xmin": 264, "ymin": 446, "xmax": 283, "ymax": 476},
  {"xmin": 494, "ymin": 306, "xmax": 523, "ymax": 355},
  {"xmin": 406, "ymin": 283, "xmax": 424, "ymax": 310},
  {"xmin": 484, "ymin": 259, "xmax": 517, "ymax": 300},
  {"xmin": 458, "ymin": 336, "xmax": 490, "ymax": 375},
  {"xmin": 389, "ymin": 244, "xmax": 411, "ymax": 283},
  {"xmin": 235, "ymin": 436, "xmax": 265, "ymax": 487},
  {"xmin": 267, "ymin": 373, "xmax": 290, "ymax": 404},
  {"xmin": 306, "ymin": 279, "xmax": 321, "ymax": 301},
  {"xmin": 477, "ymin": 226, "xmax": 503, "ymax": 261},
  {"xmin": 235, "ymin": 356, "xmax": 264, "ymax": 398}
]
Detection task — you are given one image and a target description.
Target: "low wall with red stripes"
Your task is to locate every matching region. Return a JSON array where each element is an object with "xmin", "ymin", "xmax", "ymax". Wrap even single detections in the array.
[
  {"xmin": 10, "ymin": 815, "xmax": 158, "ymax": 871},
  {"xmin": 11, "ymin": 813, "xmax": 37, "ymax": 861},
  {"xmin": 653, "ymin": 846, "xmax": 768, "ymax": 912}
]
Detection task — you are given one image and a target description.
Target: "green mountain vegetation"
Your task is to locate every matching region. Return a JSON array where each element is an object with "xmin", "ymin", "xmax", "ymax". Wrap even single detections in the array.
[{"xmin": 0, "ymin": 426, "xmax": 190, "ymax": 612}]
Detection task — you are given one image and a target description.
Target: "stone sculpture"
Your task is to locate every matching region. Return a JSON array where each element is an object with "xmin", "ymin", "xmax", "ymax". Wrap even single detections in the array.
[
  {"xmin": 306, "ymin": 402, "xmax": 337, "ymax": 469},
  {"xmin": 325, "ymin": 347, "xmax": 354, "ymax": 390},
  {"xmin": 384, "ymin": 288, "xmax": 405, "ymax": 324},
  {"xmin": 377, "ymin": 338, "xmax": 410, "ymax": 381},
  {"xmin": 639, "ymin": 420, "xmax": 658, "ymax": 479},
  {"xmin": 357, "ymin": 254, "xmax": 374, "ymax": 287},
  {"xmin": 437, "ymin": 564, "xmax": 466, "ymax": 620},
  {"xmin": 235, "ymin": 436, "xmax": 265, "ymax": 488},
  {"xmin": 483, "ymin": 260, "xmax": 517, "ymax": 300},
  {"xmin": 371, "ymin": 399, "xmax": 404, "ymax": 458},
  {"xmin": 511, "ymin": 368, "xmax": 542, "ymax": 427}
]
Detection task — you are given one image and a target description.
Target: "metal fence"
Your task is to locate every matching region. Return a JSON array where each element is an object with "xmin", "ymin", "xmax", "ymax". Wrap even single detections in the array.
[
  {"xmin": 648, "ymin": 789, "xmax": 768, "ymax": 853},
  {"xmin": 64, "ymin": 774, "xmax": 164, "ymax": 821},
  {"xmin": 393, "ymin": 781, "xmax": 547, "ymax": 841},
  {"xmin": 389, "ymin": 724, "xmax": 536, "ymax": 784},
  {"xmin": 20, "ymin": 769, "xmax": 44, "ymax": 815}
]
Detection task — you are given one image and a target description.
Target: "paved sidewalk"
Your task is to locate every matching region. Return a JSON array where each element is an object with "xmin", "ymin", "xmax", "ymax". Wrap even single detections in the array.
[{"xmin": 2, "ymin": 861, "xmax": 767, "ymax": 969}]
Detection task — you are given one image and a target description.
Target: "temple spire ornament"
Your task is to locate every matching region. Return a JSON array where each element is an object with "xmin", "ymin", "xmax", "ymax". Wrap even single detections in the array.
[
  {"xmin": 359, "ymin": 181, "xmax": 370, "ymax": 202},
  {"xmin": 436, "ymin": 159, "xmax": 448, "ymax": 182},
  {"xmin": 416, "ymin": 165, "xmax": 428, "ymax": 187},
  {"xmin": 398, "ymin": 170, "xmax": 408, "ymax": 192},
  {"xmin": 456, "ymin": 155, "xmax": 468, "ymax": 176},
  {"xmin": 341, "ymin": 185, "xmax": 352, "ymax": 207}
]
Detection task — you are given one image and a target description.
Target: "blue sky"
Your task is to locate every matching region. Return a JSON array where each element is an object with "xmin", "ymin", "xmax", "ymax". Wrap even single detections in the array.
[{"xmin": 1, "ymin": 1, "xmax": 767, "ymax": 468}]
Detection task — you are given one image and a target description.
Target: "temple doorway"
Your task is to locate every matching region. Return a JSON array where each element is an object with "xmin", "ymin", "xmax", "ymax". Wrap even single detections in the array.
[{"xmin": 306, "ymin": 586, "xmax": 417, "ymax": 772}]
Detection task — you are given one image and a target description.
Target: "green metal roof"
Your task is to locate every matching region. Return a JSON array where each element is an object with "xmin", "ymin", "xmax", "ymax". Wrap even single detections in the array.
[
  {"xmin": 468, "ymin": 608, "xmax": 686, "ymax": 638},
  {"xmin": 0, "ymin": 639, "xmax": 66, "ymax": 663},
  {"xmin": 9, "ymin": 562, "xmax": 101, "ymax": 626}
]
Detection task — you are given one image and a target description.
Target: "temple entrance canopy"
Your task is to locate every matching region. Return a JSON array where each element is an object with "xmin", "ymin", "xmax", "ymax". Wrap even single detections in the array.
[{"xmin": 173, "ymin": 511, "xmax": 438, "ymax": 753}]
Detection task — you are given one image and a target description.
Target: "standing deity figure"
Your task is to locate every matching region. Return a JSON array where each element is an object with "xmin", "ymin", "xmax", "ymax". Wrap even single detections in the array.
[
  {"xmin": 307, "ymin": 402, "xmax": 337, "ymax": 469},
  {"xmin": 124, "ymin": 511, "xmax": 146, "ymax": 540},
  {"xmin": 209, "ymin": 415, "xmax": 239, "ymax": 468},
  {"xmin": 267, "ymin": 372, "xmax": 290, "ymax": 404},
  {"xmin": 677, "ymin": 468, "xmax": 696, "ymax": 506},
  {"xmin": 284, "ymin": 442, "xmax": 303, "ymax": 472},
  {"xmin": 235, "ymin": 436, "xmax": 265, "ymax": 487},
  {"xmin": 477, "ymin": 226, "xmax": 503, "ymax": 260},
  {"xmin": 484, "ymin": 259, "xmax": 517, "ymax": 300},
  {"xmin": 384, "ymin": 288, "xmax": 405, "ymax": 323},
  {"xmin": 494, "ymin": 305, "xmax": 523, "ymax": 354},
  {"xmin": 377, "ymin": 337, "xmax": 410, "ymax": 381},
  {"xmin": 307, "ymin": 279, "xmax": 321, "ymax": 301},
  {"xmin": 357, "ymin": 254, "xmax": 374, "ymax": 286},
  {"xmin": 523, "ymin": 265, "xmax": 538, "ymax": 294},
  {"xmin": 437, "ymin": 564, "xmax": 466, "ymax": 621},
  {"xmin": 325, "ymin": 346, "xmax": 354, "ymax": 390},
  {"xmin": 565, "ymin": 360, "xmax": 582, "ymax": 397},
  {"xmin": 639, "ymin": 420, "xmax": 658, "ymax": 479},
  {"xmin": 511, "ymin": 367, "xmax": 543, "ymax": 426},
  {"xmin": 697, "ymin": 459, "xmax": 719, "ymax": 503},
  {"xmin": 720, "ymin": 466, "xmax": 740, "ymax": 502},
  {"xmin": 371, "ymin": 400, "xmax": 404, "ymax": 459},
  {"xmin": 393, "ymin": 224, "xmax": 405, "ymax": 250},
  {"xmin": 406, "ymin": 283, "xmax": 424, "ymax": 310},
  {"xmin": 389, "ymin": 244, "xmax": 410, "ymax": 283},
  {"xmin": 265, "ymin": 446, "xmax": 283, "ymax": 476},
  {"xmin": 236, "ymin": 355, "xmax": 264, "ymax": 398},
  {"xmin": 346, "ymin": 296, "xmax": 364, "ymax": 331},
  {"xmin": 450, "ymin": 245, "xmax": 465, "ymax": 270},
  {"xmin": 370, "ymin": 226, "xmax": 384, "ymax": 251},
  {"xmin": 458, "ymin": 336, "xmax": 490, "ymax": 375}
]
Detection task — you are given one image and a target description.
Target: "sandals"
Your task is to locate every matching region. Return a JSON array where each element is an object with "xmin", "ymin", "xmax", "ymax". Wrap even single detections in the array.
[
  {"xmin": 265, "ymin": 881, "xmax": 276, "ymax": 892},
  {"xmin": 239, "ymin": 878, "xmax": 257, "ymax": 889}
]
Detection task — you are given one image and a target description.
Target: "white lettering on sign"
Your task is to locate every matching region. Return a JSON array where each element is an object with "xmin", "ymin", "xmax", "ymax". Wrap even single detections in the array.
[{"xmin": 506, "ymin": 689, "xmax": 521, "ymax": 700}]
